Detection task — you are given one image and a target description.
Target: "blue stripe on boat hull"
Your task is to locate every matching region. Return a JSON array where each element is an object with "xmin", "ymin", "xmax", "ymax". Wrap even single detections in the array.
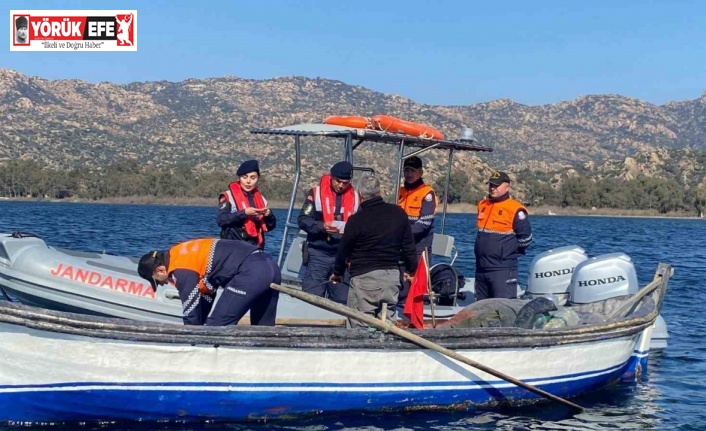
[
  {"xmin": 620, "ymin": 350, "xmax": 649, "ymax": 381},
  {"xmin": 0, "ymin": 362, "xmax": 637, "ymax": 423}
]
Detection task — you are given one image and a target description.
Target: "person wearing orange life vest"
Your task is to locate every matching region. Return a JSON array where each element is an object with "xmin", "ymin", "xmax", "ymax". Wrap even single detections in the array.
[
  {"xmin": 474, "ymin": 171, "xmax": 533, "ymax": 301},
  {"xmin": 398, "ymin": 156, "xmax": 437, "ymax": 256},
  {"xmin": 217, "ymin": 160, "xmax": 276, "ymax": 249},
  {"xmin": 397, "ymin": 156, "xmax": 437, "ymax": 306},
  {"xmin": 297, "ymin": 161, "xmax": 360, "ymax": 304},
  {"xmin": 137, "ymin": 238, "xmax": 281, "ymax": 326}
]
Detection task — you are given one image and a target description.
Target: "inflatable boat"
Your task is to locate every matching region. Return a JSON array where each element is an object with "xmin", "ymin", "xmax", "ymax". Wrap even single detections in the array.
[
  {"xmin": 0, "ymin": 231, "xmax": 344, "ymax": 325},
  {"xmin": 0, "ymin": 231, "xmax": 473, "ymax": 326}
]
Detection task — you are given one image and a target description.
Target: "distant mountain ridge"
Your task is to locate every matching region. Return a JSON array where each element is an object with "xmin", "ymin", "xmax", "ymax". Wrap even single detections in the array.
[{"xmin": 1, "ymin": 67, "xmax": 706, "ymax": 196}]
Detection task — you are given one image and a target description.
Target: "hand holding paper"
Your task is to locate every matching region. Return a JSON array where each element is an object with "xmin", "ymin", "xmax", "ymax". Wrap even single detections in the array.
[{"xmin": 331, "ymin": 220, "xmax": 346, "ymax": 234}]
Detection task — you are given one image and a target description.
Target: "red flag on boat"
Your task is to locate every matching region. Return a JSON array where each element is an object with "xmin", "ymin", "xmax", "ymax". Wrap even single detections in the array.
[{"xmin": 403, "ymin": 251, "xmax": 429, "ymax": 329}]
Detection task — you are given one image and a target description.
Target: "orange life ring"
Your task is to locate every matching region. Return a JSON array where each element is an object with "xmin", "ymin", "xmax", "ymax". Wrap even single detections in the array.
[
  {"xmin": 371, "ymin": 115, "xmax": 444, "ymax": 140},
  {"xmin": 323, "ymin": 115, "xmax": 372, "ymax": 129}
]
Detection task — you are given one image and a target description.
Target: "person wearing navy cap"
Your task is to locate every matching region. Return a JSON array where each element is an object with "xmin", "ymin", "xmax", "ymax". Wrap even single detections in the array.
[
  {"xmin": 217, "ymin": 159, "xmax": 276, "ymax": 249},
  {"xmin": 474, "ymin": 170, "xmax": 533, "ymax": 301},
  {"xmin": 137, "ymin": 238, "xmax": 280, "ymax": 326},
  {"xmin": 297, "ymin": 161, "xmax": 360, "ymax": 304},
  {"xmin": 396, "ymin": 155, "xmax": 438, "ymax": 306}
]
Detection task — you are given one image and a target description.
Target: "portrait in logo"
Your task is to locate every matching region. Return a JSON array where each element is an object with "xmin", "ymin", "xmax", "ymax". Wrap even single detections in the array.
[{"xmin": 14, "ymin": 15, "xmax": 29, "ymax": 44}]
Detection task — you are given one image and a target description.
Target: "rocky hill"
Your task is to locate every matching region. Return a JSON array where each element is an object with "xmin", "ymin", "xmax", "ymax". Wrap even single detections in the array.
[{"xmin": 1, "ymin": 67, "xmax": 706, "ymax": 196}]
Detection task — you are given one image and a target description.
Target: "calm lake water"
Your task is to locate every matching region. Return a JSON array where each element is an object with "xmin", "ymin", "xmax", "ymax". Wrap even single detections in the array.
[{"xmin": 1, "ymin": 201, "xmax": 704, "ymax": 430}]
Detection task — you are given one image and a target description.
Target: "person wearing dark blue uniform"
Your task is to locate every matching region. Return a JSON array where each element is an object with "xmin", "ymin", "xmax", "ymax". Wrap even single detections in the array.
[
  {"xmin": 137, "ymin": 238, "xmax": 281, "ymax": 326},
  {"xmin": 398, "ymin": 156, "xmax": 437, "ymax": 257},
  {"xmin": 297, "ymin": 161, "xmax": 360, "ymax": 304},
  {"xmin": 217, "ymin": 160, "xmax": 276, "ymax": 249},
  {"xmin": 474, "ymin": 171, "xmax": 533, "ymax": 301},
  {"xmin": 397, "ymin": 156, "xmax": 437, "ymax": 305}
]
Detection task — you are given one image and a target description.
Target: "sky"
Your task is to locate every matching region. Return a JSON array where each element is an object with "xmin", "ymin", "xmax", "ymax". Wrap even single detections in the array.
[{"xmin": 3, "ymin": 0, "xmax": 706, "ymax": 107}]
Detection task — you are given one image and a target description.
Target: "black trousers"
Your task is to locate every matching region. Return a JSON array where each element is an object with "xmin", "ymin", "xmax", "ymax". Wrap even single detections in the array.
[
  {"xmin": 474, "ymin": 268, "xmax": 519, "ymax": 301},
  {"xmin": 206, "ymin": 252, "xmax": 281, "ymax": 326},
  {"xmin": 301, "ymin": 247, "xmax": 349, "ymax": 304}
]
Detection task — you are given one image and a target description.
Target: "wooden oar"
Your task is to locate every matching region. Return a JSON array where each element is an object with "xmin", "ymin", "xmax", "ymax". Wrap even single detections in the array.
[{"xmin": 270, "ymin": 282, "xmax": 585, "ymax": 412}]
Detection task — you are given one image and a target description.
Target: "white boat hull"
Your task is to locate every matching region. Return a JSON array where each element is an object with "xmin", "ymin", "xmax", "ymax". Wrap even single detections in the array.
[{"xmin": 0, "ymin": 317, "xmax": 651, "ymax": 423}]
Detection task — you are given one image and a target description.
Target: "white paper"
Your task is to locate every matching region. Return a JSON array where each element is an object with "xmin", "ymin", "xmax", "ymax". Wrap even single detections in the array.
[{"xmin": 331, "ymin": 220, "xmax": 346, "ymax": 234}]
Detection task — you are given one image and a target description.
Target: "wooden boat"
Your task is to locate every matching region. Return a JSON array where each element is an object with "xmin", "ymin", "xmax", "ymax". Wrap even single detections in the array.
[
  {"xmin": 371, "ymin": 114, "xmax": 445, "ymax": 139},
  {"xmin": 0, "ymin": 262, "xmax": 671, "ymax": 424}
]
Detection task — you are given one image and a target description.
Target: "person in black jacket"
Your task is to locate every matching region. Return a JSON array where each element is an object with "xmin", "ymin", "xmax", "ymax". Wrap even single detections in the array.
[
  {"xmin": 217, "ymin": 160, "xmax": 276, "ymax": 249},
  {"xmin": 330, "ymin": 173, "xmax": 417, "ymax": 326}
]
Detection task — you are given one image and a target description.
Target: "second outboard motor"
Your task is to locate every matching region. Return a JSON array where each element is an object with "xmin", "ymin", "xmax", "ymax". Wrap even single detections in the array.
[
  {"xmin": 568, "ymin": 252, "xmax": 639, "ymax": 304},
  {"xmin": 525, "ymin": 245, "xmax": 588, "ymax": 305}
]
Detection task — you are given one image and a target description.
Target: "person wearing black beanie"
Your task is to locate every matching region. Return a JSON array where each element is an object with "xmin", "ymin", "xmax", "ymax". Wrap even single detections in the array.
[{"xmin": 216, "ymin": 159, "xmax": 276, "ymax": 249}]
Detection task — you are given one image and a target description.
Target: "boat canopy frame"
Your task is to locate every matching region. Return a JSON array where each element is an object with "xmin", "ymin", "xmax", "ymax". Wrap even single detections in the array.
[{"xmin": 250, "ymin": 123, "xmax": 493, "ymax": 268}]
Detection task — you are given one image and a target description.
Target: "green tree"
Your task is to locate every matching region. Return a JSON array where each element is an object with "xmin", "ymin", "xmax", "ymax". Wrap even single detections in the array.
[
  {"xmin": 560, "ymin": 176, "xmax": 598, "ymax": 208},
  {"xmin": 690, "ymin": 187, "xmax": 706, "ymax": 216},
  {"xmin": 434, "ymin": 170, "xmax": 482, "ymax": 204}
]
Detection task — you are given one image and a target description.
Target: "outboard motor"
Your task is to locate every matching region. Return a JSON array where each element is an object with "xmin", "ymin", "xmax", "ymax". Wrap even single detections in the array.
[
  {"xmin": 525, "ymin": 246, "xmax": 588, "ymax": 305},
  {"xmin": 568, "ymin": 252, "xmax": 638, "ymax": 304}
]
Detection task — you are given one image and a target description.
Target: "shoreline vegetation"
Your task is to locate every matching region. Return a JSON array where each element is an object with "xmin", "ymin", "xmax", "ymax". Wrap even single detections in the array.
[
  {"xmin": 2, "ymin": 196, "xmax": 703, "ymax": 219},
  {"xmin": 2, "ymin": 160, "xmax": 705, "ymax": 219}
]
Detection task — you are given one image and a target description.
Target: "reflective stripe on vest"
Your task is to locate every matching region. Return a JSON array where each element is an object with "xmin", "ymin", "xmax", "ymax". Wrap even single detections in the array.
[
  {"xmin": 228, "ymin": 182, "xmax": 268, "ymax": 247},
  {"xmin": 223, "ymin": 190, "xmax": 237, "ymax": 214},
  {"xmin": 313, "ymin": 176, "xmax": 360, "ymax": 222},
  {"xmin": 398, "ymin": 183, "xmax": 436, "ymax": 217},
  {"xmin": 222, "ymin": 188, "xmax": 269, "ymax": 214},
  {"xmin": 167, "ymin": 238, "xmax": 218, "ymax": 294},
  {"xmin": 476, "ymin": 198, "xmax": 526, "ymax": 234}
]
